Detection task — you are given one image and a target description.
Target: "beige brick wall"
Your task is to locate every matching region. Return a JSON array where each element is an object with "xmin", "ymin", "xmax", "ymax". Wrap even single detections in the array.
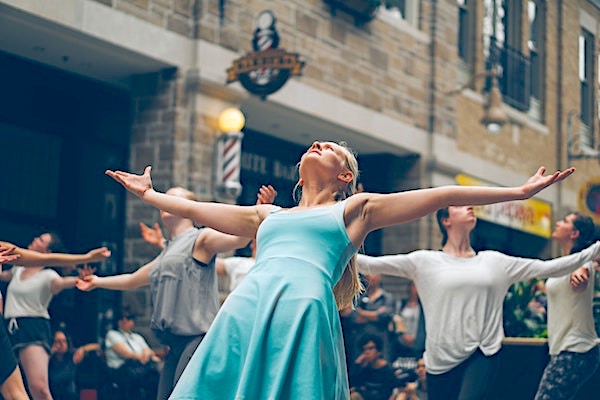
[{"xmin": 91, "ymin": 0, "xmax": 199, "ymax": 37}]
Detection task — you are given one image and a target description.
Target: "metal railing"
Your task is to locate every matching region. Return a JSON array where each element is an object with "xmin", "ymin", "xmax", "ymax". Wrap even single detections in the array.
[{"xmin": 487, "ymin": 37, "xmax": 531, "ymax": 112}]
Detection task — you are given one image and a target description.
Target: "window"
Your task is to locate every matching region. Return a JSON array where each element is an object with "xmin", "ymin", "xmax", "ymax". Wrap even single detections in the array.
[
  {"xmin": 527, "ymin": 0, "xmax": 545, "ymax": 121},
  {"xmin": 482, "ymin": 0, "xmax": 505, "ymax": 57},
  {"xmin": 579, "ymin": 29, "xmax": 595, "ymax": 146},
  {"xmin": 378, "ymin": 0, "xmax": 418, "ymax": 27},
  {"xmin": 457, "ymin": 0, "xmax": 474, "ymax": 67},
  {"xmin": 483, "ymin": 0, "xmax": 530, "ymax": 112}
]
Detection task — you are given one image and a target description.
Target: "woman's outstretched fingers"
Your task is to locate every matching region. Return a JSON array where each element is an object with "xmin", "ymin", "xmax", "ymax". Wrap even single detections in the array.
[
  {"xmin": 536, "ymin": 166, "xmax": 546, "ymax": 176},
  {"xmin": 556, "ymin": 167, "xmax": 576, "ymax": 181},
  {"xmin": 105, "ymin": 166, "xmax": 154, "ymax": 197}
]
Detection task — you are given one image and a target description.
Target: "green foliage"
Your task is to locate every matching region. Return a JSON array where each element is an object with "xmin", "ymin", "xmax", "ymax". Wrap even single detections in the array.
[{"xmin": 503, "ymin": 279, "xmax": 548, "ymax": 338}]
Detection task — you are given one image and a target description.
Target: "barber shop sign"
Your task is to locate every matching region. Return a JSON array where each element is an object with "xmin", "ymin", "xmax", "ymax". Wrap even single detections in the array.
[{"xmin": 226, "ymin": 10, "xmax": 305, "ymax": 99}]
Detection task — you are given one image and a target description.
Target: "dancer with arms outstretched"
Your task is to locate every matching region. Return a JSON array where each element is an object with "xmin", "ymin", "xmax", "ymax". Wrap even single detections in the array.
[{"xmin": 106, "ymin": 141, "xmax": 574, "ymax": 400}]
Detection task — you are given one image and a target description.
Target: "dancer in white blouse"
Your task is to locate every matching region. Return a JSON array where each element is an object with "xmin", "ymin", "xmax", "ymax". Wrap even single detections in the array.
[
  {"xmin": 534, "ymin": 212, "xmax": 600, "ymax": 400},
  {"xmin": 357, "ymin": 206, "xmax": 600, "ymax": 400}
]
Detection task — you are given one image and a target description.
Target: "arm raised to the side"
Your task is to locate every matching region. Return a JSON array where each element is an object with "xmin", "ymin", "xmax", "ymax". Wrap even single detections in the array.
[
  {"xmin": 344, "ymin": 167, "xmax": 574, "ymax": 245},
  {"xmin": 0, "ymin": 240, "xmax": 110, "ymax": 267},
  {"xmin": 106, "ymin": 167, "xmax": 270, "ymax": 238}
]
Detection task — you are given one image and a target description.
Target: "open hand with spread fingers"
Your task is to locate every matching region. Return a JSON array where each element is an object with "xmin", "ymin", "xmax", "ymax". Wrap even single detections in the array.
[
  {"xmin": 520, "ymin": 167, "xmax": 575, "ymax": 199},
  {"xmin": 0, "ymin": 244, "xmax": 19, "ymax": 264},
  {"xmin": 106, "ymin": 165, "xmax": 154, "ymax": 198}
]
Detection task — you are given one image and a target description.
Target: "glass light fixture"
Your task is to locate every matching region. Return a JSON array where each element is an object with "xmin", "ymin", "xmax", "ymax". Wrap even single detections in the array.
[
  {"xmin": 218, "ymin": 108, "xmax": 246, "ymax": 133},
  {"xmin": 480, "ymin": 75, "xmax": 507, "ymax": 135}
]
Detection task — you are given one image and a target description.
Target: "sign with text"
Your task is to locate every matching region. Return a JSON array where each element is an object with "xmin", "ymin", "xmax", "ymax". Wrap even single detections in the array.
[
  {"xmin": 241, "ymin": 152, "xmax": 298, "ymax": 182},
  {"xmin": 455, "ymin": 174, "xmax": 552, "ymax": 238}
]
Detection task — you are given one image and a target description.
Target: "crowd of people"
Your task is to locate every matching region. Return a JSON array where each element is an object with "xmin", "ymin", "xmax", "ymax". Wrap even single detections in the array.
[{"xmin": 0, "ymin": 140, "xmax": 599, "ymax": 400}]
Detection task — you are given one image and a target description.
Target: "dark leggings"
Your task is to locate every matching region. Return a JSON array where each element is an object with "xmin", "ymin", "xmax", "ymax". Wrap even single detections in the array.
[
  {"xmin": 427, "ymin": 349, "xmax": 501, "ymax": 400},
  {"xmin": 534, "ymin": 346, "xmax": 600, "ymax": 400},
  {"xmin": 156, "ymin": 334, "xmax": 204, "ymax": 400}
]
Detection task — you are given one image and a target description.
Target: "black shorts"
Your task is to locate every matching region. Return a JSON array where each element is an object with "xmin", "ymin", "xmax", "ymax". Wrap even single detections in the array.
[
  {"xmin": 0, "ymin": 320, "xmax": 18, "ymax": 386},
  {"xmin": 4, "ymin": 316, "xmax": 52, "ymax": 354}
]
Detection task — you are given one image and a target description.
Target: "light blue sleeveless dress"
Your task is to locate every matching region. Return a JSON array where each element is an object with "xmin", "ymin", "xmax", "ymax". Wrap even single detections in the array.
[{"xmin": 169, "ymin": 200, "xmax": 356, "ymax": 400}]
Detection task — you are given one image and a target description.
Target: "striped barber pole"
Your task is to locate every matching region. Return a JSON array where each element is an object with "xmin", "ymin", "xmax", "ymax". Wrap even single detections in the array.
[{"xmin": 215, "ymin": 131, "xmax": 243, "ymax": 199}]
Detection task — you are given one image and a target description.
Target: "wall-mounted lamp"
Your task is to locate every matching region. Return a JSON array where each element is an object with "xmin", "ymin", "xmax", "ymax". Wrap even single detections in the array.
[
  {"xmin": 480, "ymin": 73, "xmax": 507, "ymax": 134},
  {"xmin": 447, "ymin": 68, "xmax": 508, "ymax": 135},
  {"xmin": 566, "ymin": 110, "xmax": 600, "ymax": 165},
  {"xmin": 215, "ymin": 108, "xmax": 245, "ymax": 201}
]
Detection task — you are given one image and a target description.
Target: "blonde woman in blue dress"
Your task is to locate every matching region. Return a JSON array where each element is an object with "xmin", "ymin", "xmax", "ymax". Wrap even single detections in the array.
[{"xmin": 106, "ymin": 141, "xmax": 574, "ymax": 400}]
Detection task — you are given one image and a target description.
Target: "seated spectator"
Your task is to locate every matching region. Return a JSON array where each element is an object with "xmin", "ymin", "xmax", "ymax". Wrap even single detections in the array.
[
  {"xmin": 353, "ymin": 274, "xmax": 396, "ymax": 362},
  {"xmin": 48, "ymin": 329, "xmax": 99, "ymax": 400},
  {"xmin": 105, "ymin": 308, "xmax": 159, "ymax": 400},
  {"xmin": 392, "ymin": 357, "xmax": 428, "ymax": 400},
  {"xmin": 340, "ymin": 303, "xmax": 360, "ymax": 375},
  {"xmin": 349, "ymin": 333, "xmax": 397, "ymax": 400},
  {"xmin": 395, "ymin": 282, "xmax": 426, "ymax": 359}
]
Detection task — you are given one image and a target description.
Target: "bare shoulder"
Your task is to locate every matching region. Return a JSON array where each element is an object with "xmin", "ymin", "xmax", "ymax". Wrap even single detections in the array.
[
  {"xmin": 255, "ymin": 203, "xmax": 283, "ymax": 220},
  {"xmin": 345, "ymin": 192, "xmax": 379, "ymax": 213}
]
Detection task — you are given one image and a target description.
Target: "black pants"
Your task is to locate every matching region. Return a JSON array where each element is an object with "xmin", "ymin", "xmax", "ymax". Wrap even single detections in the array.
[
  {"xmin": 108, "ymin": 363, "xmax": 159, "ymax": 400},
  {"xmin": 427, "ymin": 349, "xmax": 501, "ymax": 400},
  {"xmin": 156, "ymin": 333, "xmax": 205, "ymax": 400}
]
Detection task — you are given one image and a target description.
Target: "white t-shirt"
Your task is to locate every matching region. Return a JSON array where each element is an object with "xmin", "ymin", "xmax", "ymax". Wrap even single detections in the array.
[
  {"xmin": 105, "ymin": 329, "xmax": 151, "ymax": 369},
  {"xmin": 546, "ymin": 262, "xmax": 598, "ymax": 355},
  {"xmin": 357, "ymin": 241, "xmax": 600, "ymax": 374},
  {"xmin": 400, "ymin": 303, "xmax": 421, "ymax": 337},
  {"xmin": 3, "ymin": 267, "xmax": 60, "ymax": 319},
  {"xmin": 223, "ymin": 257, "xmax": 255, "ymax": 291}
]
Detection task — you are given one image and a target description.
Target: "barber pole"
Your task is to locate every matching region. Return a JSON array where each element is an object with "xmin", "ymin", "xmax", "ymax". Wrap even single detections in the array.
[{"xmin": 215, "ymin": 131, "xmax": 244, "ymax": 200}]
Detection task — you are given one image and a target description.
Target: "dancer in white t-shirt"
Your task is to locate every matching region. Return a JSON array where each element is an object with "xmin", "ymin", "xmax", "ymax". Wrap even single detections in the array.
[
  {"xmin": 534, "ymin": 212, "xmax": 600, "ymax": 400},
  {"xmin": 0, "ymin": 237, "xmax": 109, "ymax": 400},
  {"xmin": 357, "ymin": 206, "xmax": 600, "ymax": 400},
  {"xmin": 216, "ymin": 240, "xmax": 257, "ymax": 293}
]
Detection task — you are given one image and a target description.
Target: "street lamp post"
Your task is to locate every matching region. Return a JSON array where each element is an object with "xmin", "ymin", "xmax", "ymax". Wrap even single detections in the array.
[
  {"xmin": 446, "ymin": 67, "xmax": 508, "ymax": 134},
  {"xmin": 480, "ymin": 73, "xmax": 507, "ymax": 134}
]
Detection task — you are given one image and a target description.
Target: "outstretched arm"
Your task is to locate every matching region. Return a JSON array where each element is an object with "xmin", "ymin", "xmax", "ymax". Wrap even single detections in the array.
[
  {"xmin": 0, "ymin": 241, "xmax": 111, "ymax": 267},
  {"xmin": 0, "ymin": 245, "xmax": 20, "ymax": 264},
  {"xmin": 347, "ymin": 167, "xmax": 574, "ymax": 242},
  {"xmin": 0, "ymin": 245, "xmax": 20, "ymax": 281},
  {"xmin": 76, "ymin": 259, "xmax": 155, "ymax": 292},
  {"xmin": 107, "ymin": 167, "xmax": 271, "ymax": 238},
  {"xmin": 505, "ymin": 241, "xmax": 600, "ymax": 282},
  {"xmin": 50, "ymin": 265, "xmax": 96, "ymax": 294},
  {"xmin": 140, "ymin": 184, "xmax": 278, "ymax": 253}
]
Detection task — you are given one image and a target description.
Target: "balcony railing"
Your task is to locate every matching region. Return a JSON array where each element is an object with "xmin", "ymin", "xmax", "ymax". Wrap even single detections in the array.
[{"xmin": 487, "ymin": 37, "xmax": 531, "ymax": 113}]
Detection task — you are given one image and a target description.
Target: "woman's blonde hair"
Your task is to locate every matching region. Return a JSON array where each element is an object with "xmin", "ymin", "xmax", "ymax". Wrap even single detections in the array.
[
  {"xmin": 332, "ymin": 142, "xmax": 363, "ymax": 309},
  {"xmin": 169, "ymin": 186, "xmax": 198, "ymax": 201}
]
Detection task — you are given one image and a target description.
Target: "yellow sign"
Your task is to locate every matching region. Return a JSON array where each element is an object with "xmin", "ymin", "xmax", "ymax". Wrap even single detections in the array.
[
  {"xmin": 455, "ymin": 174, "xmax": 552, "ymax": 238},
  {"xmin": 226, "ymin": 49, "xmax": 305, "ymax": 82},
  {"xmin": 578, "ymin": 177, "xmax": 600, "ymax": 224}
]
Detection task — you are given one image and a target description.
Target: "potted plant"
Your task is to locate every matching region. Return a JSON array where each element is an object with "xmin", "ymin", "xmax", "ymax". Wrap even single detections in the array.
[
  {"xmin": 324, "ymin": 0, "xmax": 403, "ymax": 25},
  {"xmin": 503, "ymin": 279, "xmax": 548, "ymax": 338}
]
